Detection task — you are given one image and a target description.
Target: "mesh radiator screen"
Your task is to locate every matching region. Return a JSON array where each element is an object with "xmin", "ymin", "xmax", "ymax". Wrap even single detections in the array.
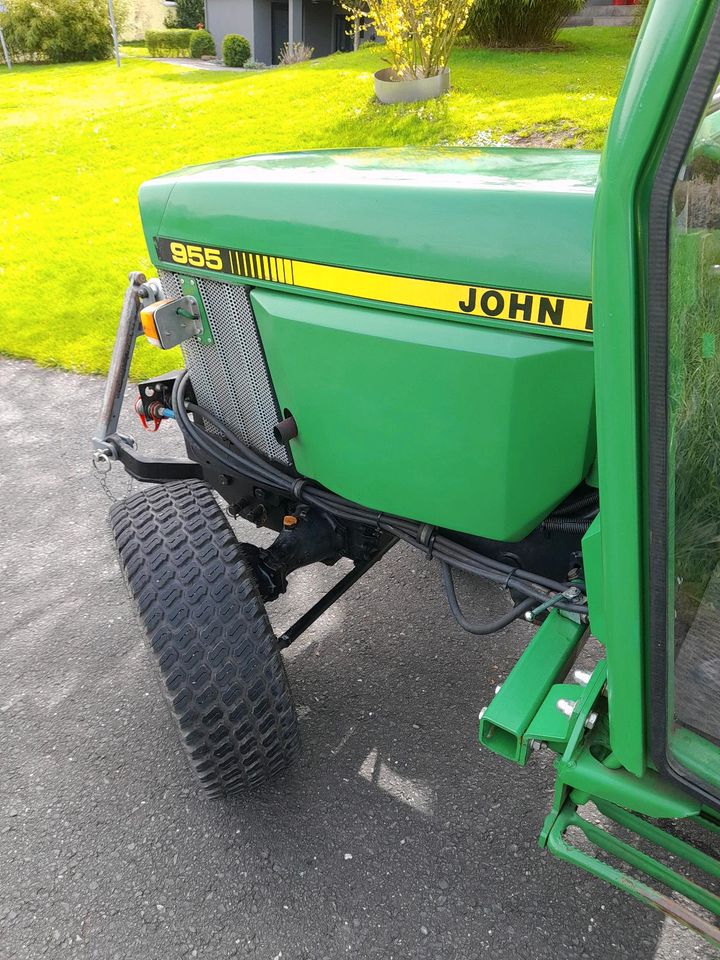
[{"xmin": 160, "ymin": 271, "xmax": 290, "ymax": 465}]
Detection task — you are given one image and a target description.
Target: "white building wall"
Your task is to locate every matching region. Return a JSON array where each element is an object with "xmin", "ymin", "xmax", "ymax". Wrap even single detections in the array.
[{"xmin": 206, "ymin": 0, "xmax": 255, "ymax": 58}]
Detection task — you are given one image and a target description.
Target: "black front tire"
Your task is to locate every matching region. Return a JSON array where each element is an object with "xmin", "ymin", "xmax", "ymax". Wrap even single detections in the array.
[{"xmin": 109, "ymin": 479, "xmax": 301, "ymax": 798}]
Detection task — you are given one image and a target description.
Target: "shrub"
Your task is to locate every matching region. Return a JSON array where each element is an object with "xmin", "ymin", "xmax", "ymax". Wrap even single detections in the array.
[
  {"xmin": 146, "ymin": 28, "xmax": 194, "ymax": 57},
  {"xmin": 464, "ymin": 0, "xmax": 584, "ymax": 48},
  {"xmin": 223, "ymin": 33, "xmax": 251, "ymax": 67},
  {"xmin": 189, "ymin": 28, "xmax": 215, "ymax": 58},
  {"xmin": 344, "ymin": 0, "xmax": 471, "ymax": 79},
  {"xmin": 174, "ymin": 0, "xmax": 205, "ymax": 29},
  {"xmin": 242, "ymin": 58, "xmax": 267, "ymax": 70},
  {"xmin": 278, "ymin": 40, "xmax": 313, "ymax": 64},
  {"xmin": 1, "ymin": 0, "xmax": 117, "ymax": 62}
]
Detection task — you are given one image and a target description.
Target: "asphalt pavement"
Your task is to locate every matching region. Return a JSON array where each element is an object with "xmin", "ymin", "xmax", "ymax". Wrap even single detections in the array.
[{"xmin": 0, "ymin": 356, "xmax": 715, "ymax": 960}]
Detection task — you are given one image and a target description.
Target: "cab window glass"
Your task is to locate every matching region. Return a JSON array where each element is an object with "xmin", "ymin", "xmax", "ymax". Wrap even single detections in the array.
[{"xmin": 670, "ymin": 80, "xmax": 720, "ymax": 746}]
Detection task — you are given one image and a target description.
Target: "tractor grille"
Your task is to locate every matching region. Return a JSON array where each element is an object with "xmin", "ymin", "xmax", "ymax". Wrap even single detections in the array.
[{"xmin": 159, "ymin": 271, "xmax": 290, "ymax": 465}]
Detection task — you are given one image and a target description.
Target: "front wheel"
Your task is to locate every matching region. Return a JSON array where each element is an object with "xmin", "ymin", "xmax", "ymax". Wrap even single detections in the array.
[{"xmin": 109, "ymin": 479, "xmax": 301, "ymax": 798}]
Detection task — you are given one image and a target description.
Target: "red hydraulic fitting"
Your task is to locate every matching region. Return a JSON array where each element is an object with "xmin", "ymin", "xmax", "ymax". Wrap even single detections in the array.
[{"xmin": 135, "ymin": 396, "xmax": 162, "ymax": 432}]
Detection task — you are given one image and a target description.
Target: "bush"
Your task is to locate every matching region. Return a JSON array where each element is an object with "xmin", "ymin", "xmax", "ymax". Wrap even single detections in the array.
[
  {"xmin": 189, "ymin": 28, "xmax": 215, "ymax": 58},
  {"xmin": 242, "ymin": 58, "xmax": 267, "ymax": 70},
  {"xmin": 174, "ymin": 0, "xmax": 205, "ymax": 29},
  {"xmin": 278, "ymin": 40, "xmax": 313, "ymax": 64},
  {"xmin": 1, "ymin": 0, "xmax": 116, "ymax": 62},
  {"xmin": 146, "ymin": 28, "xmax": 194, "ymax": 56},
  {"xmin": 464, "ymin": 0, "xmax": 585, "ymax": 48},
  {"xmin": 223, "ymin": 33, "xmax": 251, "ymax": 67},
  {"xmin": 344, "ymin": 0, "xmax": 471, "ymax": 79}
]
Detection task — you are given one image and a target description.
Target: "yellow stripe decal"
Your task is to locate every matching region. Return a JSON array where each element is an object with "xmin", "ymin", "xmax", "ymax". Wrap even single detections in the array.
[
  {"xmin": 291, "ymin": 260, "xmax": 592, "ymax": 333},
  {"xmin": 155, "ymin": 237, "xmax": 593, "ymax": 334}
]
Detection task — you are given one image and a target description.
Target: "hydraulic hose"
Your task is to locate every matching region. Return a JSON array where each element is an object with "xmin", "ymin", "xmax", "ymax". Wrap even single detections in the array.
[
  {"xmin": 171, "ymin": 371, "xmax": 589, "ymax": 627},
  {"xmin": 441, "ymin": 563, "xmax": 535, "ymax": 635}
]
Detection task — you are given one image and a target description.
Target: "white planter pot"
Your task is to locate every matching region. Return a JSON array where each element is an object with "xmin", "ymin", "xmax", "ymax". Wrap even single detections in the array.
[{"xmin": 374, "ymin": 67, "xmax": 450, "ymax": 104}]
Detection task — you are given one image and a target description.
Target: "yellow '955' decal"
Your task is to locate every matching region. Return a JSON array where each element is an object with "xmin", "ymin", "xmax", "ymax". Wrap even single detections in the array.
[
  {"xmin": 166, "ymin": 240, "xmax": 224, "ymax": 271},
  {"xmin": 154, "ymin": 236, "xmax": 593, "ymax": 334}
]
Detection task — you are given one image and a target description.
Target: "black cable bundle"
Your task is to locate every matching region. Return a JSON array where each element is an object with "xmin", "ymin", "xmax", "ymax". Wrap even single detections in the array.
[{"xmin": 172, "ymin": 371, "xmax": 589, "ymax": 634}]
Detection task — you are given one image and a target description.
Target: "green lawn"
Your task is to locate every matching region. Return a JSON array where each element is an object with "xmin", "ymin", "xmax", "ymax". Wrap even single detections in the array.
[
  {"xmin": 118, "ymin": 41, "xmax": 150, "ymax": 58},
  {"xmin": 0, "ymin": 28, "xmax": 634, "ymax": 379}
]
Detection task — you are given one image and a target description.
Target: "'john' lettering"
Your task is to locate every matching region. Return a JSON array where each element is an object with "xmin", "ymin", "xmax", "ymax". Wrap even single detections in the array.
[
  {"xmin": 537, "ymin": 296, "xmax": 564, "ymax": 326},
  {"xmin": 508, "ymin": 292, "xmax": 533, "ymax": 323},
  {"xmin": 480, "ymin": 290, "xmax": 505, "ymax": 317},
  {"xmin": 458, "ymin": 287, "xmax": 477, "ymax": 313}
]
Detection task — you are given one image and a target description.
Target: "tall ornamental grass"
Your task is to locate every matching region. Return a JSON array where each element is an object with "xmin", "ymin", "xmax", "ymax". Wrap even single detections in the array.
[{"xmin": 464, "ymin": 0, "xmax": 585, "ymax": 48}]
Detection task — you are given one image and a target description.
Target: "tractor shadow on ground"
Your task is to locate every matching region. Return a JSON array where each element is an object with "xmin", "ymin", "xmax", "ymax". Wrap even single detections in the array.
[
  {"xmin": 0, "ymin": 361, "xmax": 706, "ymax": 960},
  {"xmin": 217, "ymin": 535, "xmax": 693, "ymax": 960}
]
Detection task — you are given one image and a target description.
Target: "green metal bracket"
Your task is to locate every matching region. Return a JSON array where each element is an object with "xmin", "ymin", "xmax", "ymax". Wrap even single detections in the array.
[
  {"xmin": 533, "ymin": 659, "xmax": 716, "ymax": 942},
  {"xmin": 180, "ymin": 275, "xmax": 214, "ymax": 345},
  {"xmin": 544, "ymin": 662, "xmax": 700, "ymax": 819},
  {"xmin": 537, "ymin": 662, "xmax": 607, "ymax": 845},
  {"xmin": 524, "ymin": 683, "xmax": 577, "ymax": 747},
  {"xmin": 545, "ymin": 797, "xmax": 720, "ymax": 946},
  {"xmin": 478, "ymin": 610, "xmax": 587, "ymax": 765},
  {"xmin": 539, "ymin": 662, "xmax": 698, "ymax": 844},
  {"xmin": 559, "ymin": 746, "xmax": 700, "ymax": 820}
]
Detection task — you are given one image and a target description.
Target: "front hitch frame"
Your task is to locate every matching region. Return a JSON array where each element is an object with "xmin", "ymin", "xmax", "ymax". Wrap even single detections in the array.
[
  {"xmin": 102, "ymin": 432, "xmax": 203, "ymax": 483},
  {"xmin": 91, "ymin": 272, "xmax": 201, "ymax": 484},
  {"xmin": 92, "ymin": 271, "xmax": 162, "ymax": 459}
]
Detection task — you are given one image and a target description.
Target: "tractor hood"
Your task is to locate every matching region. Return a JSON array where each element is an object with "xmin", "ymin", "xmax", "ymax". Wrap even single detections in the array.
[
  {"xmin": 140, "ymin": 148, "xmax": 600, "ymax": 541},
  {"xmin": 140, "ymin": 147, "xmax": 599, "ymax": 324}
]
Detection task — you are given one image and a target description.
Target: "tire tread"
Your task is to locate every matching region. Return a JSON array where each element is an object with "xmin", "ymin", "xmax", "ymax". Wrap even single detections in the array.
[{"xmin": 109, "ymin": 480, "xmax": 300, "ymax": 797}]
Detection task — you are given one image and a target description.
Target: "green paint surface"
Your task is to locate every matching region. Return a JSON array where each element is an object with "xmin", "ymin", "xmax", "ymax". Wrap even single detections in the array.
[
  {"xmin": 141, "ymin": 147, "xmax": 598, "ymax": 335},
  {"xmin": 478, "ymin": 611, "xmax": 586, "ymax": 763},
  {"xmin": 591, "ymin": 0, "xmax": 714, "ymax": 775},
  {"xmin": 253, "ymin": 290, "xmax": 595, "ymax": 540}
]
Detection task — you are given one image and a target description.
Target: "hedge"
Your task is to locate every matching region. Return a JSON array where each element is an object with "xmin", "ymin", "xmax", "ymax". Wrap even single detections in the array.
[{"xmin": 146, "ymin": 29, "xmax": 194, "ymax": 57}]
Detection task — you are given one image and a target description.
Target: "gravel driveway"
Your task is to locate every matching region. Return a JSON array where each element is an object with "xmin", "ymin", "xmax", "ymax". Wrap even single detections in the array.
[{"xmin": 0, "ymin": 356, "xmax": 714, "ymax": 960}]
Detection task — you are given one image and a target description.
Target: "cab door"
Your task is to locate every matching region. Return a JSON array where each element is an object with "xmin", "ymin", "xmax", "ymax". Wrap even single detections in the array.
[
  {"xmin": 593, "ymin": 0, "xmax": 720, "ymax": 802},
  {"xmin": 646, "ymin": 15, "xmax": 720, "ymax": 804}
]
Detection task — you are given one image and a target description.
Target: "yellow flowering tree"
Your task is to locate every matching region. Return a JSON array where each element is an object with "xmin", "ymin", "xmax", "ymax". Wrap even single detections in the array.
[{"xmin": 343, "ymin": 0, "xmax": 472, "ymax": 79}]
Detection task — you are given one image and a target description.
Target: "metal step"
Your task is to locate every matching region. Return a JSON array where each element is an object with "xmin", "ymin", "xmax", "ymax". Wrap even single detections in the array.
[{"xmin": 544, "ymin": 797, "xmax": 720, "ymax": 946}]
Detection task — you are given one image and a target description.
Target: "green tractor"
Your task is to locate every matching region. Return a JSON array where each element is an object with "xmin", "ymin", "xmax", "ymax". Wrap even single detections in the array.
[{"xmin": 94, "ymin": 0, "xmax": 720, "ymax": 940}]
